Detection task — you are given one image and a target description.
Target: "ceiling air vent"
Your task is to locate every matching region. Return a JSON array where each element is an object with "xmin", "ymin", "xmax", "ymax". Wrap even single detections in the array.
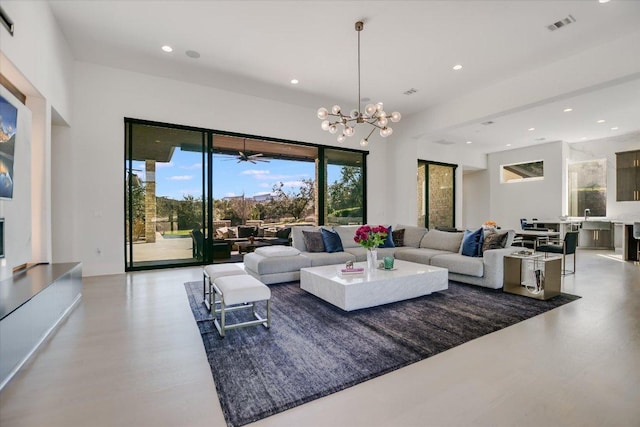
[
  {"xmin": 547, "ymin": 15, "xmax": 576, "ymax": 32},
  {"xmin": 403, "ymin": 88, "xmax": 418, "ymax": 95},
  {"xmin": 434, "ymin": 139, "xmax": 455, "ymax": 145}
]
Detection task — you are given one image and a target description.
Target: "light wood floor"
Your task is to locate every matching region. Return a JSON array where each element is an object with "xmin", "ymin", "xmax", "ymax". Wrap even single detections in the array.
[{"xmin": 1, "ymin": 250, "xmax": 638, "ymax": 426}]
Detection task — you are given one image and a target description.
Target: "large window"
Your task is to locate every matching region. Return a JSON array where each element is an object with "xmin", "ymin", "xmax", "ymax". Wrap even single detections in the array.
[
  {"xmin": 568, "ymin": 159, "xmax": 607, "ymax": 217},
  {"xmin": 324, "ymin": 148, "xmax": 365, "ymax": 226},
  {"xmin": 418, "ymin": 161, "xmax": 456, "ymax": 229},
  {"xmin": 501, "ymin": 160, "xmax": 544, "ymax": 183},
  {"xmin": 125, "ymin": 119, "xmax": 367, "ymax": 271}
]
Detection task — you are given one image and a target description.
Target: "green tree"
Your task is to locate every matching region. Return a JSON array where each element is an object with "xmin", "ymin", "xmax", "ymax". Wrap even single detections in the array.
[
  {"xmin": 267, "ymin": 179, "xmax": 315, "ymax": 221},
  {"xmin": 328, "ymin": 166, "xmax": 363, "ymax": 213},
  {"xmin": 177, "ymin": 194, "xmax": 202, "ymax": 230}
]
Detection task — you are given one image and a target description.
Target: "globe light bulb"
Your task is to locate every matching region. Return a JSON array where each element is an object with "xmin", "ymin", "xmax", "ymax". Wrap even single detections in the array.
[
  {"xmin": 329, "ymin": 125, "xmax": 338, "ymax": 134},
  {"xmin": 377, "ymin": 110, "xmax": 386, "ymax": 118},
  {"xmin": 317, "ymin": 107, "xmax": 329, "ymax": 119},
  {"xmin": 380, "ymin": 127, "xmax": 393, "ymax": 137},
  {"xmin": 365, "ymin": 104, "xmax": 376, "ymax": 116},
  {"xmin": 376, "ymin": 102, "xmax": 384, "ymax": 111},
  {"xmin": 337, "ymin": 134, "xmax": 346, "ymax": 143},
  {"xmin": 360, "ymin": 138, "xmax": 369, "ymax": 147},
  {"xmin": 350, "ymin": 109, "xmax": 359, "ymax": 119},
  {"xmin": 391, "ymin": 111, "xmax": 401, "ymax": 122},
  {"xmin": 332, "ymin": 105, "xmax": 341, "ymax": 115},
  {"xmin": 378, "ymin": 116, "xmax": 388, "ymax": 127},
  {"xmin": 321, "ymin": 120, "xmax": 331, "ymax": 131},
  {"xmin": 343, "ymin": 127, "xmax": 353, "ymax": 137}
]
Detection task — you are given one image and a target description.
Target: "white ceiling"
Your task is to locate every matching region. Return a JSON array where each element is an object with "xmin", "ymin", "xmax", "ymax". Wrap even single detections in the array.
[{"xmin": 47, "ymin": 0, "xmax": 640, "ymax": 153}]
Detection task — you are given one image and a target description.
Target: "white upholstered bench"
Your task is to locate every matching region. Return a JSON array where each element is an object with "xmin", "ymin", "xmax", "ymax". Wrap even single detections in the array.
[
  {"xmin": 212, "ymin": 275, "xmax": 271, "ymax": 337},
  {"xmin": 203, "ymin": 264, "xmax": 247, "ymax": 311}
]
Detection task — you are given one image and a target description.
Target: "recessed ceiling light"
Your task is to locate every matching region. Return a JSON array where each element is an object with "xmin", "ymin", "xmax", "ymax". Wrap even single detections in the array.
[
  {"xmin": 597, "ymin": 119, "xmax": 606, "ymax": 123},
  {"xmin": 599, "ymin": 0, "xmax": 610, "ymax": 4},
  {"xmin": 452, "ymin": 64, "xmax": 463, "ymax": 71},
  {"xmin": 161, "ymin": 45, "xmax": 173, "ymax": 53},
  {"xmin": 611, "ymin": 127, "xmax": 619, "ymax": 130},
  {"xmin": 466, "ymin": 141, "xmax": 472, "ymax": 144},
  {"xmin": 290, "ymin": 79, "xmax": 299, "ymax": 85},
  {"xmin": 528, "ymin": 127, "xmax": 535, "ymax": 131},
  {"xmin": 506, "ymin": 144, "xmax": 512, "ymax": 147},
  {"xmin": 563, "ymin": 108, "xmax": 573, "ymax": 112}
]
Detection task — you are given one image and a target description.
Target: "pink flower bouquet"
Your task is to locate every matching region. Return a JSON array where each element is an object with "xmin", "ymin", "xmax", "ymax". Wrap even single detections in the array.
[{"xmin": 354, "ymin": 225, "xmax": 389, "ymax": 249}]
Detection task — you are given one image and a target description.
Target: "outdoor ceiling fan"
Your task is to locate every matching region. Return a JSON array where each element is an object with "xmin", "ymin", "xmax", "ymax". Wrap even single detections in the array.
[{"xmin": 227, "ymin": 139, "xmax": 270, "ymax": 163}]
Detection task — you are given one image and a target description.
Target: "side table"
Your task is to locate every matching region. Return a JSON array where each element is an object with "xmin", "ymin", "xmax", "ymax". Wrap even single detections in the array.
[{"xmin": 503, "ymin": 253, "xmax": 561, "ymax": 300}]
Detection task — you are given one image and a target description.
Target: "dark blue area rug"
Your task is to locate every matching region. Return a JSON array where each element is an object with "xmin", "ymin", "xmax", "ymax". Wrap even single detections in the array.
[{"xmin": 184, "ymin": 280, "xmax": 580, "ymax": 427}]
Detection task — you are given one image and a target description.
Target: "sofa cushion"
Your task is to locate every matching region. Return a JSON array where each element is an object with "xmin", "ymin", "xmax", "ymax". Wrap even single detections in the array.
[
  {"xmin": 237, "ymin": 226, "xmax": 257, "ymax": 238},
  {"xmin": 461, "ymin": 228, "xmax": 484, "ymax": 257},
  {"xmin": 321, "ymin": 228, "xmax": 344, "ymax": 253},
  {"xmin": 394, "ymin": 247, "xmax": 452, "ymax": 264},
  {"xmin": 482, "ymin": 230, "xmax": 509, "ymax": 252},
  {"xmin": 333, "ymin": 225, "xmax": 360, "ymax": 248},
  {"xmin": 254, "ymin": 245, "xmax": 300, "ymax": 257},
  {"xmin": 244, "ymin": 252, "xmax": 311, "ymax": 275},
  {"xmin": 302, "ymin": 230, "xmax": 325, "ymax": 252},
  {"xmin": 392, "ymin": 228, "xmax": 405, "ymax": 247},
  {"xmin": 430, "ymin": 253, "xmax": 484, "ymax": 277},
  {"xmin": 378, "ymin": 225, "xmax": 395, "ymax": 248},
  {"xmin": 291, "ymin": 226, "xmax": 320, "ymax": 251},
  {"xmin": 420, "ymin": 229, "xmax": 465, "ymax": 253},
  {"xmin": 395, "ymin": 224, "xmax": 428, "ymax": 248},
  {"xmin": 301, "ymin": 251, "xmax": 356, "ymax": 267}
]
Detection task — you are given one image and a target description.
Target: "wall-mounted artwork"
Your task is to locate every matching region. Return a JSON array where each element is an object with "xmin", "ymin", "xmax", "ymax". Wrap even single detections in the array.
[{"xmin": 0, "ymin": 95, "xmax": 18, "ymax": 199}]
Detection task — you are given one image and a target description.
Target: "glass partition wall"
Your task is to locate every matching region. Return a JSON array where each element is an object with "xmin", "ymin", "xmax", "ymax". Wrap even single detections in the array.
[{"xmin": 125, "ymin": 119, "xmax": 367, "ymax": 271}]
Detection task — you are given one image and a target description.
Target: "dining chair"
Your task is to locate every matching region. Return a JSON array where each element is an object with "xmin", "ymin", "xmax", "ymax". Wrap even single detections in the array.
[
  {"xmin": 633, "ymin": 222, "xmax": 640, "ymax": 265},
  {"xmin": 535, "ymin": 231, "xmax": 579, "ymax": 275}
]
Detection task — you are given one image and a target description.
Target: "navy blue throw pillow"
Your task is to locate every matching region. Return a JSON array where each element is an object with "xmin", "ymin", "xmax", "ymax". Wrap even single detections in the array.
[
  {"xmin": 378, "ymin": 225, "xmax": 395, "ymax": 248},
  {"xmin": 461, "ymin": 227, "xmax": 484, "ymax": 257},
  {"xmin": 321, "ymin": 228, "xmax": 344, "ymax": 253}
]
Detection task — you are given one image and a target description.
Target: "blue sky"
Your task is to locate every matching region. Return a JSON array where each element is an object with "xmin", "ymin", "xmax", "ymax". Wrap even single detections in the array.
[{"xmin": 132, "ymin": 148, "xmax": 340, "ymax": 200}]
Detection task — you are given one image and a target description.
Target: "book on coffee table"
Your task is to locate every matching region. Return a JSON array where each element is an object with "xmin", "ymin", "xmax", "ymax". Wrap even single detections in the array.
[{"xmin": 340, "ymin": 267, "xmax": 364, "ymax": 275}]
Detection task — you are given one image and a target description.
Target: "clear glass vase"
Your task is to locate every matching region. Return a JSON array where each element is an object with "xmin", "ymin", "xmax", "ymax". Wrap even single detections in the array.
[{"xmin": 367, "ymin": 248, "xmax": 378, "ymax": 271}]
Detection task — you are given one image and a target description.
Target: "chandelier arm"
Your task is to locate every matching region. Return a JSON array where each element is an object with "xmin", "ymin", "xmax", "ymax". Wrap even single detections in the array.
[
  {"xmin": 365, "ymin": 126, "xmax": 376, "ymax": 140},
  {"xmin": 365, "ymin": 119, "xmax": 384, "ymax": 130},
  {"xmin": 357, "ymin": 22, "xmax": 361, "ymax": 116}
]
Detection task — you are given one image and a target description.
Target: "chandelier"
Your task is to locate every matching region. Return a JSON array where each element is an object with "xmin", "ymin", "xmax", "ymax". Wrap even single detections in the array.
[{"xmin": 317, "ymin": 21, "xmax": 400, "ymax": 147}]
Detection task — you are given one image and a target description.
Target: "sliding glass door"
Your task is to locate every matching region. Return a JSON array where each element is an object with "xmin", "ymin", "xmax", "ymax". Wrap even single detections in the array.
[
  {"xmin": 125, "ymin": 118, "xmax": 368, "ymax": 271},
  {"xmin": 125, "ymin": 122, "xmax": 207, "ymax": 269}
]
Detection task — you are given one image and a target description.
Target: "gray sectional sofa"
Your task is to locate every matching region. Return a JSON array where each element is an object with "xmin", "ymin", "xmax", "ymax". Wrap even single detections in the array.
[{"xmin": 243, "ymin": 224, "xmax": 519, "ymax": 289}]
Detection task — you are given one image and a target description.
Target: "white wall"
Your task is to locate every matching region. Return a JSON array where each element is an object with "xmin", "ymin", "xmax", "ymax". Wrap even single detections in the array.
[
  {"xmin": 568, "ymin": 132, "xmax": 640, "ymax": 221},
  {"xmin": 462, "ymin": 170, "xmax": 490, "ymax": 229},
  {"xmin": 63, "ymin": 61, "xmax": 391, "ymax": 276},
  {"xmin": 0, "ymin": 88, "xmax": 32, "ymax": 281},
  {"xmin": 0, "ymin": 1, "xmax": 74, "ymax": 122},
  {"xmin": 487, "ymin": 141, "xmax": 566, "ymax": 230}
]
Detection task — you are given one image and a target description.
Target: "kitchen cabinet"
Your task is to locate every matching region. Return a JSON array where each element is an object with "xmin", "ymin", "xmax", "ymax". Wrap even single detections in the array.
[
  {"xmin": 579, "ymin": 221, "xmax": 613, "ymax": 249},
  {"xmin": 616, "ymin": 150, "xmax": 640, "ymax": 201}
]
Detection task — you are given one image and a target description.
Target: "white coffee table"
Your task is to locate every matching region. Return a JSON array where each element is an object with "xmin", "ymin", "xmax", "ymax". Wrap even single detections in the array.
[{"xmin": 300, "ymin": 260, "xmax": 448, "ymax": 311}]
